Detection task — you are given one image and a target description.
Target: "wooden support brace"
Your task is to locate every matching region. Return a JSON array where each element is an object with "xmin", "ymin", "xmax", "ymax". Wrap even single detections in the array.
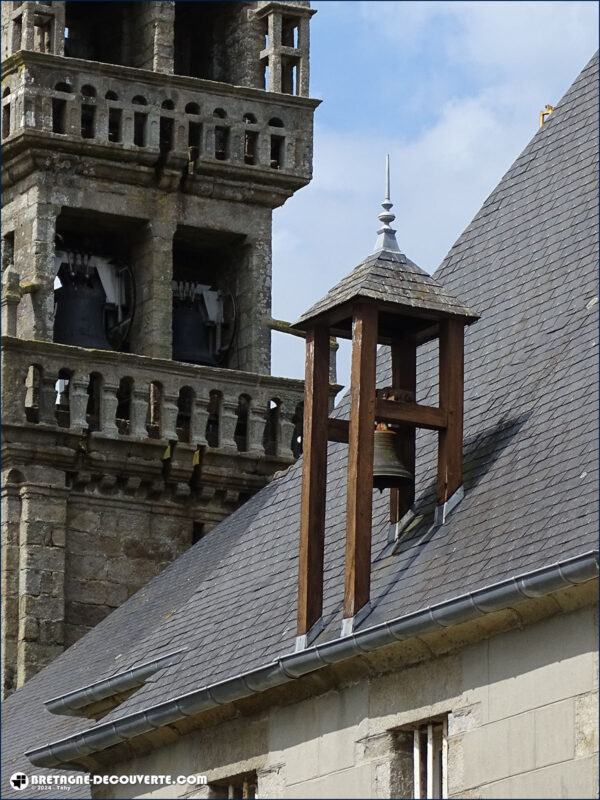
[
  {"xmin": 297, "ymin": 325, "xmax": 330, "ymax": 636},
  {"xmin": 344, "ymin": 303, "xmax": 378, "ymax": 620},
  {"xmin": 437, "ymin": 319, "xmax": 464, "ymax": 505}
]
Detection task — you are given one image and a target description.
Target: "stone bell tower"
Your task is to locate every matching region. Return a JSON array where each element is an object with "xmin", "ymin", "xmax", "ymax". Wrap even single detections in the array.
[{"xmin": 1, "ymin": 1, "xmax": 329, "ymax": 696}]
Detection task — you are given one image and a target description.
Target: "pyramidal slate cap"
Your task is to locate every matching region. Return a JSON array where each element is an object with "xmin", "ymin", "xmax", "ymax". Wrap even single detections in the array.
[{"xmin": 291, "ymin": 157, "xmax": 479, "ymax": 341}]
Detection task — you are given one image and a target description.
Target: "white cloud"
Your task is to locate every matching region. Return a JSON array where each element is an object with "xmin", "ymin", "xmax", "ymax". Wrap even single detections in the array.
[{"xmin": 270, "ymin": 2, "xmax": 599, "ymax": 389}]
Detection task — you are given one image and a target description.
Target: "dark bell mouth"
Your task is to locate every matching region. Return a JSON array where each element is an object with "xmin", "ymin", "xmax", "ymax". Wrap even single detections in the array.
[{"xmin": 373, "ymin": 473, "xmax": 413, "ymax": 493}]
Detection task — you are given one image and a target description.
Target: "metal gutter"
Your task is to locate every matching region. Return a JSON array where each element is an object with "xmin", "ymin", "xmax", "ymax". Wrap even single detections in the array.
[
  {"xmin": 26, "ymin": 550, "xmax": 598, "ymax": 768},
  {"xmin": 44, "ymin": 650, "xmax": 187, "ymax": 717}
]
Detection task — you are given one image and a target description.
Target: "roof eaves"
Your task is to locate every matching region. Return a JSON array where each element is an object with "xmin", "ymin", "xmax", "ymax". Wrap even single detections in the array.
[{"xmin": 26, "ymin": 550, "xmax": 598, "ymax": 769}]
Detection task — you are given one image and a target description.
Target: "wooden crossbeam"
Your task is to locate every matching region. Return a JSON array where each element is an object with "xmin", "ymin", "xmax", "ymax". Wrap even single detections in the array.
[
  {"xmin": 375, "ymin": 399, "xmax": 447, "ymax": 430},
  {"xmin": 326, "ymin": 398, "xmax": 447, "ymax": 445}
]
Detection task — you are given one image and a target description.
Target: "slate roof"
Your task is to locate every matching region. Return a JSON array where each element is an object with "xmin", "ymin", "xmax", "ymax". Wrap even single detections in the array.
[
  {"xmin": 292, "ymin": 249, "xmax": 479, "ymax": 332},
  {"xmin": 2, "ymin": 52, "xmax": 598, "ymax": 797}
]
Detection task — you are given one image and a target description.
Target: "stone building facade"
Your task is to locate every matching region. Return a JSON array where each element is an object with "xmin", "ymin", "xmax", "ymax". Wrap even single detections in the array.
[{"xmin": 0, "ymin": 1, "xmax": 327, "ymax": 697}]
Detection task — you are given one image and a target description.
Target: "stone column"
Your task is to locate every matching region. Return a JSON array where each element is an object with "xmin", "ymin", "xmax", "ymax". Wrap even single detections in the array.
[
  {"xmin": 17, "ymin": 470, "xmax": 68, "ymax": 687},
  {"xmin": 219, "ymin": 398, "xmax": 239, "ymax": 453},
  {"xmin": 297, "ymin": 17, "xmax": 311, "ymax": 97},
  {"xmin": 1, "ymin": 266, "xmax": 20, "ymax": 336},
  {"xmin": 162, "ymin": 389, "xmax": 179, "ymax": 441},
  {"xmin": 277, "ymin": 403, "xmax": 296, "ymax": 460},
  {"xmin": 20, "ymin": 3, "xmax": 35, "ymax": 51},
  {"xmin": 129, "ymin": 219, "xmax": 176, "ymax": 360},
  {"xmin": 267, "ymin": 12, "xmax": 282, "ymax": 93},
  {"xmin": 247, "ymin": 400, "xmax": 268, "ymax": 455},
  {"xmin": 14, "ymin": 192, "xmax": 58, "ymax": 342},
  {"xmin": 1, "ymin": 482, "xmax": 22, "ymax": 697},
  {"xmin": 152, "ymin": 2, "xmax": 175, "ymax": 74}
]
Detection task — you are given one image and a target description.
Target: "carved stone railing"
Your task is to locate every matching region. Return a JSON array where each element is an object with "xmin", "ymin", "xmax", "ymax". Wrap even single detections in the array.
[
  {"xmin": 1, "ymin": 337, "xmax": 325, "ymax": 462},
  {"xmin": 1, "ymin": 52, "xmax": 318, "ymax": 189}
]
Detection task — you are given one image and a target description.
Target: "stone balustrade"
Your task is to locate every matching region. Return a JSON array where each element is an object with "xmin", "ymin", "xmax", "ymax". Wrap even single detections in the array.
[
  {"xmin": 1, "ymin": 52, "xmax": 317, "ymax": 182},
  {"xmin": 1, "ymin": 337, "xmax": 315, "ymax": 462}
]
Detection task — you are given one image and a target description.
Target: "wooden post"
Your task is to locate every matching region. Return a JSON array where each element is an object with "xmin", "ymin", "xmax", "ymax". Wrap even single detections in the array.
[
  {"xmin": 437, "ymin": 319, "xmax": 464, "ymax": 505},
  {"xmin": 344, "ymin": 303, "xmax": 378, "ymax": 620},
  {"xmin": 297, "ymin": 325, "xmax": 330, "ymax": 636},
  {"xmin": 389, "ymin": 340, "xmax": 417, "ymax": 523}
]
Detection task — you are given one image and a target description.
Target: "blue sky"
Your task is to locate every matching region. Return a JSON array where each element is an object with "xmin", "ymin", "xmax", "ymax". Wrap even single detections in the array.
[{"xmin": 270, "ymin": 1, "xmax": 599, "ymax": 390}]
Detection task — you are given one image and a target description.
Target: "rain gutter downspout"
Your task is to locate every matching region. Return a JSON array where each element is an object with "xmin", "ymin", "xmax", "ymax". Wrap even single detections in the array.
[{"xmin": 26, "ymin": 550, "xmax": 598, "ymax": 769}]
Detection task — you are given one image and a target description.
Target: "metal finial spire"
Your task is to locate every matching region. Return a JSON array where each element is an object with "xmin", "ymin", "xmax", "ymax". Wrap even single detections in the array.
[{"xmin": 373, "ymin": 154, "xmax": 400, "ymax": 253}]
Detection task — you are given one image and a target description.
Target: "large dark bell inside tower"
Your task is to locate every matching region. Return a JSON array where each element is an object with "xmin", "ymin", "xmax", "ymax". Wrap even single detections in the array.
[
  {"xmin": 53, "ymin": 271, "xmax": 112, "ymax": 350},
  {"xmin": 172, "ymin": 297, "xmax": 218, "ymax": 366}
]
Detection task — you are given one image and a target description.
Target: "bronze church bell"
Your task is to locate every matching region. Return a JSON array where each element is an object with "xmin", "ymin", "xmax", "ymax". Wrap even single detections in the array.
[{"xmin": 372, "ymin": 423, "xmax": 413, "ymax": 491}]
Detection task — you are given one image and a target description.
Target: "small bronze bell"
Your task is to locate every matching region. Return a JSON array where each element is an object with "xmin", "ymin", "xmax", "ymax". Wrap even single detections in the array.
[{"xmin": 373, "ymin": 423, "xmax": 413, "ymax": 491}]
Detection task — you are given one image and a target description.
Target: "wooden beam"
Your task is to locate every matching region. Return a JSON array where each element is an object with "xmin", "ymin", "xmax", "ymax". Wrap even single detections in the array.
[
  {"xmin": 327, "ymin": 417, "xmax": 349, "ymax": 443},
  {"xmin": 375, "ymin": 399, "xmax": 447, "ymax": 430},
  {"xmin": 297, "ymin": 325, "xmax": 330, "ymax": 636},
  {"xmin": 389, "ymin": 341, "xmax": 417, "ymax": 524},
  {"xmin": 344, "ymin": 303, "xmax": 378, "ymax": 620},
  {"xmin": 437, "ymin": 319, "xmax": 464, "ymax": 505}
]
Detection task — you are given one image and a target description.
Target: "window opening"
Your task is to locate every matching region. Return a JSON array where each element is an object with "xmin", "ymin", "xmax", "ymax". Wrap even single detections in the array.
[
  {"xmin": 81, "ymin": 84, "xmax": 96, "ymax": 98},
  {"xmin": 185, "ymin": 102, "xmax": 200, "ymax": 115},
  {"xmin": 213, "ymin": 107, "xmax": 227, "ymax": 119},
  {"xmin": 214, "ymin": 126, "xmax": 229, "ymax": 160},
  {"xmin": 34, "ymin": 16, "xmax": 53, "ymax": 54},
  {"xmin": 159, "ymin": 116, "xmax": 174, "ymax": 153},
  {"xmin": 263, "ymin": 62, "xmax": 269, "ymax": 91},
  {"xmin": 86, "ymin": 372, "xmax": 102, "ymax": 431},
  {"xmin": 243, "ymin": 113, "xmax": 257, "ymax": 124},
  {"xmin": 268, "ymin": 117, "xmax": 284, "ymax": 128},
  {"xmin": 209, "ymin": 771, "xmax": 257, "ymax": 800},
  {"xmin": 133, "ymin": 112, "xmax": 146, "ymax": 146},
  {"xmin": 55, "ymin": 82, "xmax": 72, "ymax": 93},
  {"xmin": 270, "ymin": 135, "xmax": 284, "ymax": 169},
  {"xmin": 52, "ymin": 98, "xmax": 66, "ymax": 134},
  {"xmin": 292, "ymin": 401, "xmax": 303, "ymax": 458},
  {"xmin": 2, "ymin": 100, "xmax": 11, "ymax": 140},
  {"xmin": 176, "ymin": 386, "xmax": 193, "ymax": 443},
  {"xmin": 108, "ymin": 107, "xmax": 122, "ymax": 142},
  {"xmin": 55, "ymin": 369, "xmax": 72, "ymax": 428},
  {"xmin": 105, "ymin": 90, "xmax": 118, "ymax": 101},
  {"xmin": 81, "ymin": 104, "xmax": 95, "ymax": 139},
  {"xmin": 188, "ymin": 121, "xmax": 202, "ymax": 150},
  {"xmin": 132, "ymin": 95, "xmax": 147, "ymax": 105},
  {"xmin": 12, "ymin": 16, "xmax": 23, "ymax": 52},
  {"xmin": 234, "ymin": 394, "xmax": 250, "ymax": 451},
  {"xmin": 282, "ymin": 17, "xmax": 299, "ymax": 48},
  {"xmin": 263, "ymin": 398, "xmax": 280, "ymax": 456},
  {"xmin": 115, "ymin": 376, "xmax": 132, "ymax": 435},
  {"xmin": 412, "ymin": 718, "xmax": 448, "ymax": 800},
  {"xmin": 2, "ymin": 232, "xmax": 15, "ymax": 270},
  {"xmin": 161, "ymin": 99, "xmax": 175, "ymax": 110},
  {"xmin": 205, "ymin": 390, "xmax": 220, "ymax": 447},
  {"xmin": 281, "ymin": 57, "xmax": 297, "ymax": 95}
]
